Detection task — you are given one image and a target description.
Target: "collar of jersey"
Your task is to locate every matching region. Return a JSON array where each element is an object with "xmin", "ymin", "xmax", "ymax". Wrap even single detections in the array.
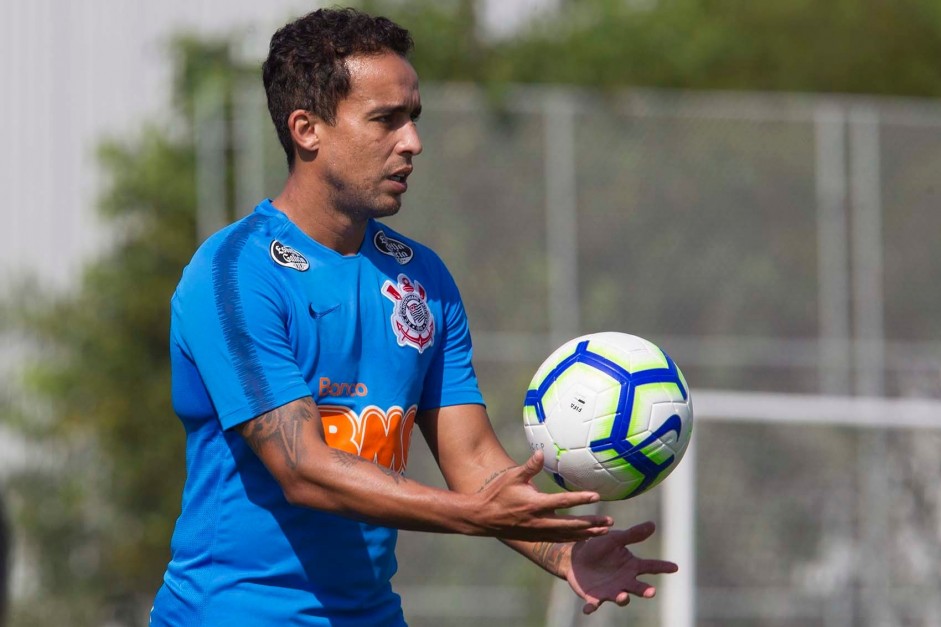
[{"xmin": 256, "ymin": 198, "xmax": 374, "ymax": 261}]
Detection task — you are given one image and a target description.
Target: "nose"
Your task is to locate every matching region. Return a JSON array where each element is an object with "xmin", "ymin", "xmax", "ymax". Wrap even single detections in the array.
[{"xmin": 398, "ymin": 121, "xmax": 423, "ymax": 157}]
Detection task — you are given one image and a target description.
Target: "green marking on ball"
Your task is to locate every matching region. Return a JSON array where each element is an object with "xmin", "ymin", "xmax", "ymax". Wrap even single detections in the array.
[
  {"xmin": 594, "ymin": 447, "xmax": 629, "ymax": 470},
  {"xmin": 644, "ymin": 444, "xmax": 675, "ymax": 466},
  {"xmin": 531, "ymin": 348, "xmax": 574, "ymax": 387},
  {"xmin": 595, "ymin": 386, "xmax": 621, "ymax": 418},
  {"xmin": 622, "ymin": 431, "xmax": 674, "ymax": 467},
  {"xmin": 523, "ymin": 403, "xmax": 539, "ymax": 425},
  {"xmin": 631, "ymin": 347, "xmax": 669, "ymax": 372},
  {"xmin": 555, "ymin": 361, "xmax": 617, "ymax": 393},
  {"xmin": 595, "ymin": 449, "xmax": 646, "ymax": 485},
  {"xmin": 588, "ymin": 414, "xmax": 616, "ymax": 443},
  {"xmin": 586, "ymin": 342, "xmax": 635, "ymax": 372}
]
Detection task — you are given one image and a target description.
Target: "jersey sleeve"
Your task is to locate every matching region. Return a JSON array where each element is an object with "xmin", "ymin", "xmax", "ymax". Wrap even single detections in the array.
[
  {"xmin": 173, "ymin": 237, "xmax": 312, "ymax": 430},
  {"xmin": 419, "ymin": 264, "xmax": 484, "ymax": 411}
]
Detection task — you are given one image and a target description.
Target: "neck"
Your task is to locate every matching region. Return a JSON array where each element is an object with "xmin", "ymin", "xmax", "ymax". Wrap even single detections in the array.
[{"xmin": 271, "ymin": 175, "xmax": 367, "ymax": 256}]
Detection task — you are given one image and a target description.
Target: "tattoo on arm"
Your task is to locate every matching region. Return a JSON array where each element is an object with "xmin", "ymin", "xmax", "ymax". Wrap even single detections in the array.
[
  {"xmin": 330, "ymin": 448, "xmax": 408, "ymax": 485},
  {"xmin": 376, "ymin": 464, "xmax": 407, "ymax": 485},
  {"xmin": 476, "ymin": 466, "xmax": 515, "ymax": 493},
  {"xmin": 331, "ymin": 448, "xmax": 365, "ymax": 469},
  {"xmin": 532, "ymin": 541, "xmax": 567, "ymax": 575},
  {"xmin": 239, "ymin": 400, "xmax": 317, "ymax": 470},
  {"xmin": 241, "ymin": 403, "xmax": 408, "ymax": 485}
]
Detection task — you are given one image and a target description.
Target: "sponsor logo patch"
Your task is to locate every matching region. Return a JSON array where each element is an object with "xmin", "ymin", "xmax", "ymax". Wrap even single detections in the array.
[
  {"xmin": 270, "ymin": 240, "xmax": 309, "ymax": 271},
  {"xmin": 319, "ymin": 404, "xmax": 417, "ymax": 472},
  {"xmin": 318, "ymin": 377, "xmax": 369, "ymax": 398},
  {"xmin": 382, "ymin": 274, "xmax": 435, "ymax": 353},
  {"xmin": 374, "ymin": 230, "xmax": 413, "ymax": 265}
]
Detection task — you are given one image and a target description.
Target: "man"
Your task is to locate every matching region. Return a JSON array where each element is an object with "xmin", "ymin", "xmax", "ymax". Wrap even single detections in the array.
[{"xmin": 151, "ymin": 7, "xmax": 676, "ymax": 625}]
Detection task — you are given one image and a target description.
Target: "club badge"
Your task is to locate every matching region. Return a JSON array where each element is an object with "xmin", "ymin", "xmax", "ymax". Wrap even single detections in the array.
[{"xmin": 382, "ymin": 274, "xmax": 435, "ymax": 353}]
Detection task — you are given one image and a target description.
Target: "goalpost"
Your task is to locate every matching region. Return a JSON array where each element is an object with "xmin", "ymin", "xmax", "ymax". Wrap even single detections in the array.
[{"xmin": 660, "ymin": 389, "xmax": 941, "ymax": 627}]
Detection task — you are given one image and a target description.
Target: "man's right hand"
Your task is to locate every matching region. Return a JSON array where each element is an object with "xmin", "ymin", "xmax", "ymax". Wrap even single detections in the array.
[{"xmin": 466, "ymin": 450, "xmax": 613, "ymax": 542}]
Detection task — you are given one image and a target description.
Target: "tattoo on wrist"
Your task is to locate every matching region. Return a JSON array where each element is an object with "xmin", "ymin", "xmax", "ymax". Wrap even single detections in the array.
[
  {"xmin": 532, "ymin": 542, "xmax": 567, "ymax": 575},
  {"xmin": 476, "ymin": 466, "xmax": 515, "ymax": 492}
]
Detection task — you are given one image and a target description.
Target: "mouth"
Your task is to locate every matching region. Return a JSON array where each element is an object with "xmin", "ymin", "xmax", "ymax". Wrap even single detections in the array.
[
  {"xmin": 388, "ymin": 168, "xmax": 412, "ymax": 183},
  {"xmin": 386, "ymin": 168, "xmax": 412, "ymax": 192}
]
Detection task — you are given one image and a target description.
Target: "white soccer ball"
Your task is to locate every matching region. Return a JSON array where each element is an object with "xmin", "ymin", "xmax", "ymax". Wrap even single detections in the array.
[{"xmin": 523, "ymin": 332, "xmax": 693, "ymax": 501}]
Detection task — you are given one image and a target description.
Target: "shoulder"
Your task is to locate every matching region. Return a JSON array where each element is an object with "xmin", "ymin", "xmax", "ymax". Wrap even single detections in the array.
[
  {"xmin": 368, "ymin": 220, "xmax": 449, "ymax": 273},
  {"xmin": 176, "ymin": 208, "xmax": 290, "ymax": 299}
]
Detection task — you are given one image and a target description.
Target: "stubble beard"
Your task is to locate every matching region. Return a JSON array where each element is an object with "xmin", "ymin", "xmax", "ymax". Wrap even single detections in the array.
[{"xmin": 325, "ymin": 170, "xmax": 402, "ymax": 223}]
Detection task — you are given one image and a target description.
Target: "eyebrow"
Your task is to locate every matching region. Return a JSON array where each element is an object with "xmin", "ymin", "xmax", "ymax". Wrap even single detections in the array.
[{"xmin": 369, "ymin": 103, "xmax": 422, "ymax": 118}]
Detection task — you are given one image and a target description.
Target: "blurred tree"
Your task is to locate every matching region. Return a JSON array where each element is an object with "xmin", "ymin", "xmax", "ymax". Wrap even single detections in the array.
[
  {"xmin": 0, "ymin": 37, "xmax": 240, "ymax": 627},
  {"xmin": 485, "ymin": 0, "xmax": 941, "ymax": 96}
]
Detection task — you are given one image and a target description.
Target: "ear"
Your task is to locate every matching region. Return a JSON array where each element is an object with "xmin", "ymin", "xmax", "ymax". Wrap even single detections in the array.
[{"xmin": 287, "ymin": 109, "xmax": 321, "ymax": 157}]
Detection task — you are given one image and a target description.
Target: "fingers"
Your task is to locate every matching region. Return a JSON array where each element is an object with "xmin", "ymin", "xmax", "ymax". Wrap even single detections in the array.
[
  {"xmin": 581, "ymin": 589, "xmax": 643, "ymax": 614},
  {"xmin": 550, "ymin": 512, "xmax": 612, "ymax": 531},
  {"xmin": 542, "ymin": 488, "xmax": 601, "ymax": 508},
  {"xmin": 495, "ymin": 510, "xmax": 612, "ymax": 542},
  {"xmin": 519, "ymin": 449, "xmax": 545, "ymax": 482},
  {"xmin": 479, "ymin": 455, "xmax": 609, "ymax": 541},
  {"xmin": 533, "ymin": 514, "xmax": 614, "ymax": 542},
  {"xmin": 636, "ymin": 558, "xmax": 679, "ymax": 575},
  {"xmin": 511, "ymin": 453, "xmax": 603, "ymax": 511},
  {"xmin": 622, "ymin": 579, "xmax": 656, "ymax": 598},
  {"xmin": 607, "ymin": 520, "xmax": 657, "ymax": 545},
  {"xmin": 502, "ymin": 518, "xmax": 612, "ymax": 542}
]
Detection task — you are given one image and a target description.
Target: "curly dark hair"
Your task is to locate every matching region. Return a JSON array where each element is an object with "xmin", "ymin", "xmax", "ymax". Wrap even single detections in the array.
[{"xmin": 262, "ymin": 7, "xmax": 414, "ymax": 170}]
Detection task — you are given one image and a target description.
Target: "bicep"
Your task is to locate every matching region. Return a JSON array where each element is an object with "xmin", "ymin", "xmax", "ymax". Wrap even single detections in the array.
[
  {"xmin": 176, "ymin": 256, "xmax": 309, "ymax": 430},
  {"xmin": 417, "ymin": 404, "xmax": 517, "ymax": 493},
  {"xmin": 236, "ymin": 396, "xmax": 334, "ymax": 498}
]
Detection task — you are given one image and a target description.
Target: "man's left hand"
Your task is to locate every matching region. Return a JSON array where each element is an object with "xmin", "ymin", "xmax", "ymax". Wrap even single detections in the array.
[{"xmin": 566, "ymin": 521, "xmax": 678, "ymax": 614}]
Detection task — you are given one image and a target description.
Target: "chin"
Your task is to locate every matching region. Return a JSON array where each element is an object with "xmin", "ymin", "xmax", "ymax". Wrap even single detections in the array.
[{"xmin": 371, "ymin": 200, "xmax": 402, "ymax": 219}]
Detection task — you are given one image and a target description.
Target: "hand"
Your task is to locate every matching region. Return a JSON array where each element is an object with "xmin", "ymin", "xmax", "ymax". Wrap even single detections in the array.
[
  {"xmin": 566, "ymin": 521, "xmax": 678, "ymax": 614},
  {"xmin": 472, "ymin": 450, "xmax": 613, "ymax": 542}
]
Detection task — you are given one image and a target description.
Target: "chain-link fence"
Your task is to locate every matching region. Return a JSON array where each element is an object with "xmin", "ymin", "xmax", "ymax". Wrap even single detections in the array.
[
  {"xmin": 4, "ymin": 77, "xmax": 941, "ymax": 625},
  {"xmin": 305, "ymin": 85, "xmax": 939, "ymax": 627}
]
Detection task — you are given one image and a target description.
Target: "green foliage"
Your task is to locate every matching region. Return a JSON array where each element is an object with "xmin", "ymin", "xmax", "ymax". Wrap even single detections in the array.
[
  {"xmin": 363, "ymin": 0, "xmax": 490, "ymax": 81},
  {"xmin": 4, "ymin": 127, "xmax": 196, "ymax": 625},
  {"xmin": 376, "ymin": 0, "xmax": 941, "ymax": 96},
  {"xmin": 0, "ymin": 37, "xmax": 233, "ymax": 625}
]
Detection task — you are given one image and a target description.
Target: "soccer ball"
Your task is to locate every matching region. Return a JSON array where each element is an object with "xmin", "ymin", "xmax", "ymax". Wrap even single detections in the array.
[{"xmin": 523, "ymin": 332, "xmax": 693, "ymax": 501}]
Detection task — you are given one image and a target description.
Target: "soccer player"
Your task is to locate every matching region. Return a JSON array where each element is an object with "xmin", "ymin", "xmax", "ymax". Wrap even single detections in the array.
[{"xmin": 150, "ymin": 7, "xmax": 677, "ymax": 625}]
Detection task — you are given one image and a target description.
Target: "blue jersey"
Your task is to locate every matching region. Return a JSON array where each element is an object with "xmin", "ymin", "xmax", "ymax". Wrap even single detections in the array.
[{"xmin": 151, "ymin": 199, "xmax": 483, "ymax": 626}]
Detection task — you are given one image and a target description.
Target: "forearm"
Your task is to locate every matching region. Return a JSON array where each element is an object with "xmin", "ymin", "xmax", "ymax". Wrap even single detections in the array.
[
  {"xmin": 285, "ymin": 445, "xmax": 483, "ymax": 535},
  {"xmin": 238, "ymin": 398, "xmax": 482, "ymax": 535},
  {"xmin": 501, "ymin": 538, "xmax": 572, "ymax": 579},
  {"xmin": 241, "ymin": 399, "xmax": 610, "ymax": 542}
]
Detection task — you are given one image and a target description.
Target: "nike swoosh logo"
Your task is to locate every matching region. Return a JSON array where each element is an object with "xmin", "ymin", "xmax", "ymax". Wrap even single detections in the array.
[{"xmin": 309, "ymin": 303, "xmax": 341, "ymax": 319}]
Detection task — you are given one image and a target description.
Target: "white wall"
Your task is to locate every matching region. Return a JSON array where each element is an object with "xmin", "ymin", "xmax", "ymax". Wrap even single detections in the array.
[
  {"xmin": 0, "ymin": 0, "xmax": 320, "ymax": 291},
  {"xmin": 0, "ymin": 0, "xmax": 551, "ymax": 292}
]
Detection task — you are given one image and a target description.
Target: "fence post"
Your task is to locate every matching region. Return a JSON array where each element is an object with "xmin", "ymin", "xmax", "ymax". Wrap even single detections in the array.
[
  {"xmin": 849, "ymin": 106, "xmax": 890, "ymax": 627},
  {"xmin": 661, "ymin": 433, "xmax": 696, "ymax": 627},
  {"xmin": 541, "ymin": 88, "xmax": 587, "ymax": 627}
]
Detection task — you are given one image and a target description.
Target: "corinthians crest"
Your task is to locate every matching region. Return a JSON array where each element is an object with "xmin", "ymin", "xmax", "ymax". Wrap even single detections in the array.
[{"xmin": 382, "ymin": 274, "xmax": 435, "ymax": 353}]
